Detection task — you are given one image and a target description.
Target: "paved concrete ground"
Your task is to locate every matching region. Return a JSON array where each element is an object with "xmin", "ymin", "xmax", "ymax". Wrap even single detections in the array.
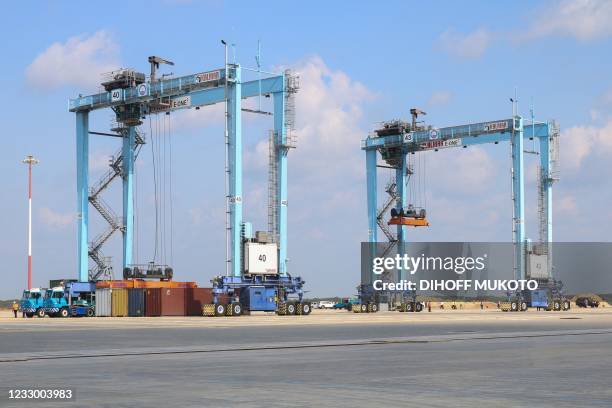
[{"xmin": 1, "ymin": 310, "xmax": 611, "ymax": 407}]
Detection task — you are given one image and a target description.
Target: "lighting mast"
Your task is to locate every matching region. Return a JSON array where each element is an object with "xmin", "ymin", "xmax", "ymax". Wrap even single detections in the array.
[{"xmin": 22, "ymin": 155, "xmax": 39, "ymax": 289}]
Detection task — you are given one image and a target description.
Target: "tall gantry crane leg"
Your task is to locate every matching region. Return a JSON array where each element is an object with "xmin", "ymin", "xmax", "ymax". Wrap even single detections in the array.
[
  {"xmin": 511, "ymin": 116, "xmax": 525, "ymax": 280},
  {"xmin": 76, "ymin": 112, "xmax": 89, "ymax": 282},
  {"xmin": 122, "ymin": 126, "xmax": 136, "ymax": 269}
]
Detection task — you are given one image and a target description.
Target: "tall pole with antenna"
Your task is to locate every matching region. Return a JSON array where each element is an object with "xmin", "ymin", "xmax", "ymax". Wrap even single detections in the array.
[{"xmin": 22, "ymin": 155, "xmax": 39, "ymax": 289}]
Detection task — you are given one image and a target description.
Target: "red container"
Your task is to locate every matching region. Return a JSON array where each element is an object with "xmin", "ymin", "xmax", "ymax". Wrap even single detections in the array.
[
  {"xmin": 185, "ymin": 288, "xmax": 213, "ymax": 316},
  {"xmin": 145, "ymin": 288, "xmax": 161, "ymax": 316},
  {"xmin": 161, "ymin": 288, "xmax": 186, "ymax": 316},
  {"xmin": 145, "ymin": 288, "xmax": 186, "ymax": 316}
]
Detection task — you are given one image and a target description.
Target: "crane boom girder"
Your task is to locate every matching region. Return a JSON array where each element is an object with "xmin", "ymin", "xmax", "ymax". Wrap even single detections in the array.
[
  {"xmin": 69, "ymin": 69, "xmax": 285, "ymax": 113},
  {"xmin": 362, "ymin": 119, "xmax": 549, "ymax": 151}
]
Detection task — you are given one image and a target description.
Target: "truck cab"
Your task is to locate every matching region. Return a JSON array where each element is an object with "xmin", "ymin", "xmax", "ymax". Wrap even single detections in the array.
[
  {"xmin": 42, "ymin": 282, "xmax": 97, "ymax": 318},
  {"xmin": 20, "ymin": 288, "xmax": 45, "ymax": 318},
  {"xmin": 43, "ymin": 287, "xmax": 70, "ymax": 317}
]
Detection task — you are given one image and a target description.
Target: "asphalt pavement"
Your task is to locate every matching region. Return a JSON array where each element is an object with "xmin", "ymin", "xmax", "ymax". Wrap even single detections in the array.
[{"xmin": 1, "ymin": 311, "xmax": 611, "ymax": 407}]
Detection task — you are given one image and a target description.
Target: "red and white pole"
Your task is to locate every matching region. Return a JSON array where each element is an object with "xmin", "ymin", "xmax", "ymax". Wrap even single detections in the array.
[{"xmin": 22, "ymin": 155, "xmax": 39, "ymax": 290}]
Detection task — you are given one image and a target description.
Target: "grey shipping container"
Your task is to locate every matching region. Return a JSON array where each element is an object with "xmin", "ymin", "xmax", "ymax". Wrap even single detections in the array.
[
  {"xmin": 95, "ymin": 288, "xmax": 111, "ymax": 317},
  {"xmin": 128, "ymin": 288, "xmax": 145, "ymax": 317}
]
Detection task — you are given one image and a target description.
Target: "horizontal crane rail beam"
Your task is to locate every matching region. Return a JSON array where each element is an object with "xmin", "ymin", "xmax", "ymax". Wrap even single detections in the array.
[
  {"xmin": 69, "ymin": 69, "xmax": 284, "ymax": 112},
  {"xmin": 362, "ymin": 119, "xmax": 549, "ymax": 151}
]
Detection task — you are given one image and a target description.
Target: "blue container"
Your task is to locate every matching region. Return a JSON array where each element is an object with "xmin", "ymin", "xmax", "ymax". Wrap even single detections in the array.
[
  {"xmin": 128, "ymin": 288, "xmax": 146, "ymax": 317},
  {"xmin": 529, "ymin": 289, "xmax": 549, "ymax": 308},
  {"xmin": 240, "ymin": 287, "xmax": 276, "ymax": 311}
]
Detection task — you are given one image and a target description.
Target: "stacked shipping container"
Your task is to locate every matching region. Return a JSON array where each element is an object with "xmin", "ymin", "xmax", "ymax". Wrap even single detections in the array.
[
  {"xmin": 128, "ymin": 288, "xmax": 145, "ymax": 317},
  {"xmin": 93, "ymin": 282, "xmax": 239, "ymax": 317},
  {"xmin": 145, "ymin": 288, "xmax": 186, "ymax": 316},
  {"xmin": 111, "ymin": 288, "xmax": 128, "ymax": 317}
]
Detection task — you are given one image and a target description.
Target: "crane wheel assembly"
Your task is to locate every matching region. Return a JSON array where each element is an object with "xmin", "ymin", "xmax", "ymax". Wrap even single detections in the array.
[
  {"xmin": 398, "ymin": 302, "xmax": 423, "ymax": 312},
  {"xmin": 353, "ymin": 303, "xmax": 379, "ymax": 313},
  {"xmin": 276, "ymin": 302, "xmax": 311, "ymax": 316}
]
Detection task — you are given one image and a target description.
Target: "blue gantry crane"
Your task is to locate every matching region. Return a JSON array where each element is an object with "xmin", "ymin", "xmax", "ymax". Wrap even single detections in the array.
[
  {"xmin": 69, "ymin": 48, "xmax": 308, "ymax": 315},
  {"xmin": 362, "ymin": 107, "xmax": 566, "ymax": 312}
]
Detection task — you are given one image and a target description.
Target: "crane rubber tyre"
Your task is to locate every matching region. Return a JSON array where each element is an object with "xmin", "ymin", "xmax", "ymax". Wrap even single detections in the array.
[
  {"xmin": 215, "ymin": 304, "xmax": 226, "ymax": 317},
  {"xmin": 553, "ymin": 301, "xmax": 561, "ymax": 311},
  {"xmin": 37, "ymin": 308, "xmax": 45, "ymax": 318},
  {"xmin": 286, "ymin": 302, "xmax": 296, "ymax": 315},
  {"xmin": 521, "ymin": 302, "xmax": 528, "ymax": 312},
  {"xmin": 406, "ymin": 302, "xmax": 413, "ymax": 312},
  {"xmin": 511, "ymin": 302, "xmax": 518, "ymax": 312},
  {"xmin": 562, "ymin": 300, "xmax": 570, "ymax": 311},
  {"xmin": 59, "ymin": 309, "xmax": 69, "ymax": 318},
  {"xmin": 231, "ymin": 303, "xmax": 242, "ymax": 316},
  {"xmin": 302, "ymin": 303, "xmax": 312, "ymax": 315},
  {"xmin": 296, "ymin": 303, "xmax": 304, "ymax": 315},
  {"xmin": 360, "ymin": 304, "xmax": 367, "ymax": 313},
  {"xmin": 26, "ymin": 312, "xmax": 34, "ymax": 318},
  {"xmin": 416, "ymin": 302, "xmax": 423, "ymax": 312},
  {"xmin": 371, "ymin": 303, "xmax": 378, "ymax": 313}
]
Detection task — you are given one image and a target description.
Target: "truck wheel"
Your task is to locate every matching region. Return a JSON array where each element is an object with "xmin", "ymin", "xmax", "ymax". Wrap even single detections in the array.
[
  {"xmin": 562, "ymin": 300, "xmax": 570, "ymax": 311},
  {"xmin": 215, "ymin": 304, "xmax": 226, "ymax": 316},
  {"xmin": 416, "ymin": 302, "xmax": 423, "ymax": 312},
  {"xmin": 231, "ymin": 303, "xmax": 242, "ymax": 316},
  {"xmin": 87, "ymin": 308, "xmax": 95, "ymax": 317},
  {"xmin": 286, "ymin": 302, "xmax": 296, "ymax": 315},
  {"xmin": 302, "ymin": 303, "xmax": 312, "ymax": 315},
  {"xmin": 511, "ymin": 302, "xmax": 518, "ymax": 312},
  {"xmin": 520, "ymin": 302, "xmax": 528, "ymax": 312},
  {"xmin": 360, "ymin": 303, "xmax": 367, "ymax": 313},
  {"xmin": 60, "ymin": 309, "xmax": 69, "ymax": 318},
  {"xmin": 371, "ymin": 303, "xmax": 378, "ymax": 313},
  {"xmin": 37, "ymin": 308, "xmax": 45, "ymax": 318},
  {"xmin": 553, "ymin": 301, "xmax": 561, "ymax": 311}
]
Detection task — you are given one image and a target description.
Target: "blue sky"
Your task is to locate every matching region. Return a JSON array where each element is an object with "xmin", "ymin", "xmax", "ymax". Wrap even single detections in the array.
[{"xmin": 1, "ymin": 0, "xmax": 611, "ymax": 298}]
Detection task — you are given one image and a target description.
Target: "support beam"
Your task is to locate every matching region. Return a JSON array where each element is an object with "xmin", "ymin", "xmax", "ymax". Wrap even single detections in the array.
[
  {"xmin": 228, "ymin": 66, "xmax": 243, "ymax": 277},
  {"xmin": 366, "ymin": 148, "xmax": 378, "ymax": 284},
  {"xmin": 539, "ymin": 133, "xmax": 552, "ymax": 244},
  {"xmin": 273, "ymin": 88, "xmax": 288, "ymax": 275},
  {"xmin": 366, "ymin": 149, "xmax": 378, "ymax": 244},
  {"xmin": 395, "ymin": 153, "xmax": 408, "ymax": 280},
  {"xmin": 511, "ymin": 117, "xmax": 525, "ymax": 279},
  {"xmin": 76, "ymin": 111, "xmax": 89, "ymax": 282},
  {"xmin": 122, "ymin": 126, "xmax": 136, "ymax": 268}
]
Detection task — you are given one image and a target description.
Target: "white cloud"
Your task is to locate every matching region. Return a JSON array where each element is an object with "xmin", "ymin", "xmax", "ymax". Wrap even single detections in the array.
[
  {"xmin": 562, "ymin": 120, "xmax": 612, "ymax": 169},
  {"xmin": 39, "ymin": 207, "xmax": 73, "ymax": 229},
  {"xmin": 168, "ymin": 103, "xmax": 225, "ymax": 133},
  {"xmin": 439, "ymin": 28, "xmax": 493, "ymax": 59},
  {"xmin": 26, "ymin": 31, "xmax": 119, "ymax": 90},
  {"xmin": 246, "ymin": 55, "xmax": 375, "ymax": 179},
  {"xmin": 427, "ymin": 146, "xmax": 496, "ymax": 194},
  {"xmin": 428, "ymin": 90, "xmax": 453, "ymax": 106},
  {"xmin": 524, "ymin": 0, "xmax": 612, "ymax": 41}
]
